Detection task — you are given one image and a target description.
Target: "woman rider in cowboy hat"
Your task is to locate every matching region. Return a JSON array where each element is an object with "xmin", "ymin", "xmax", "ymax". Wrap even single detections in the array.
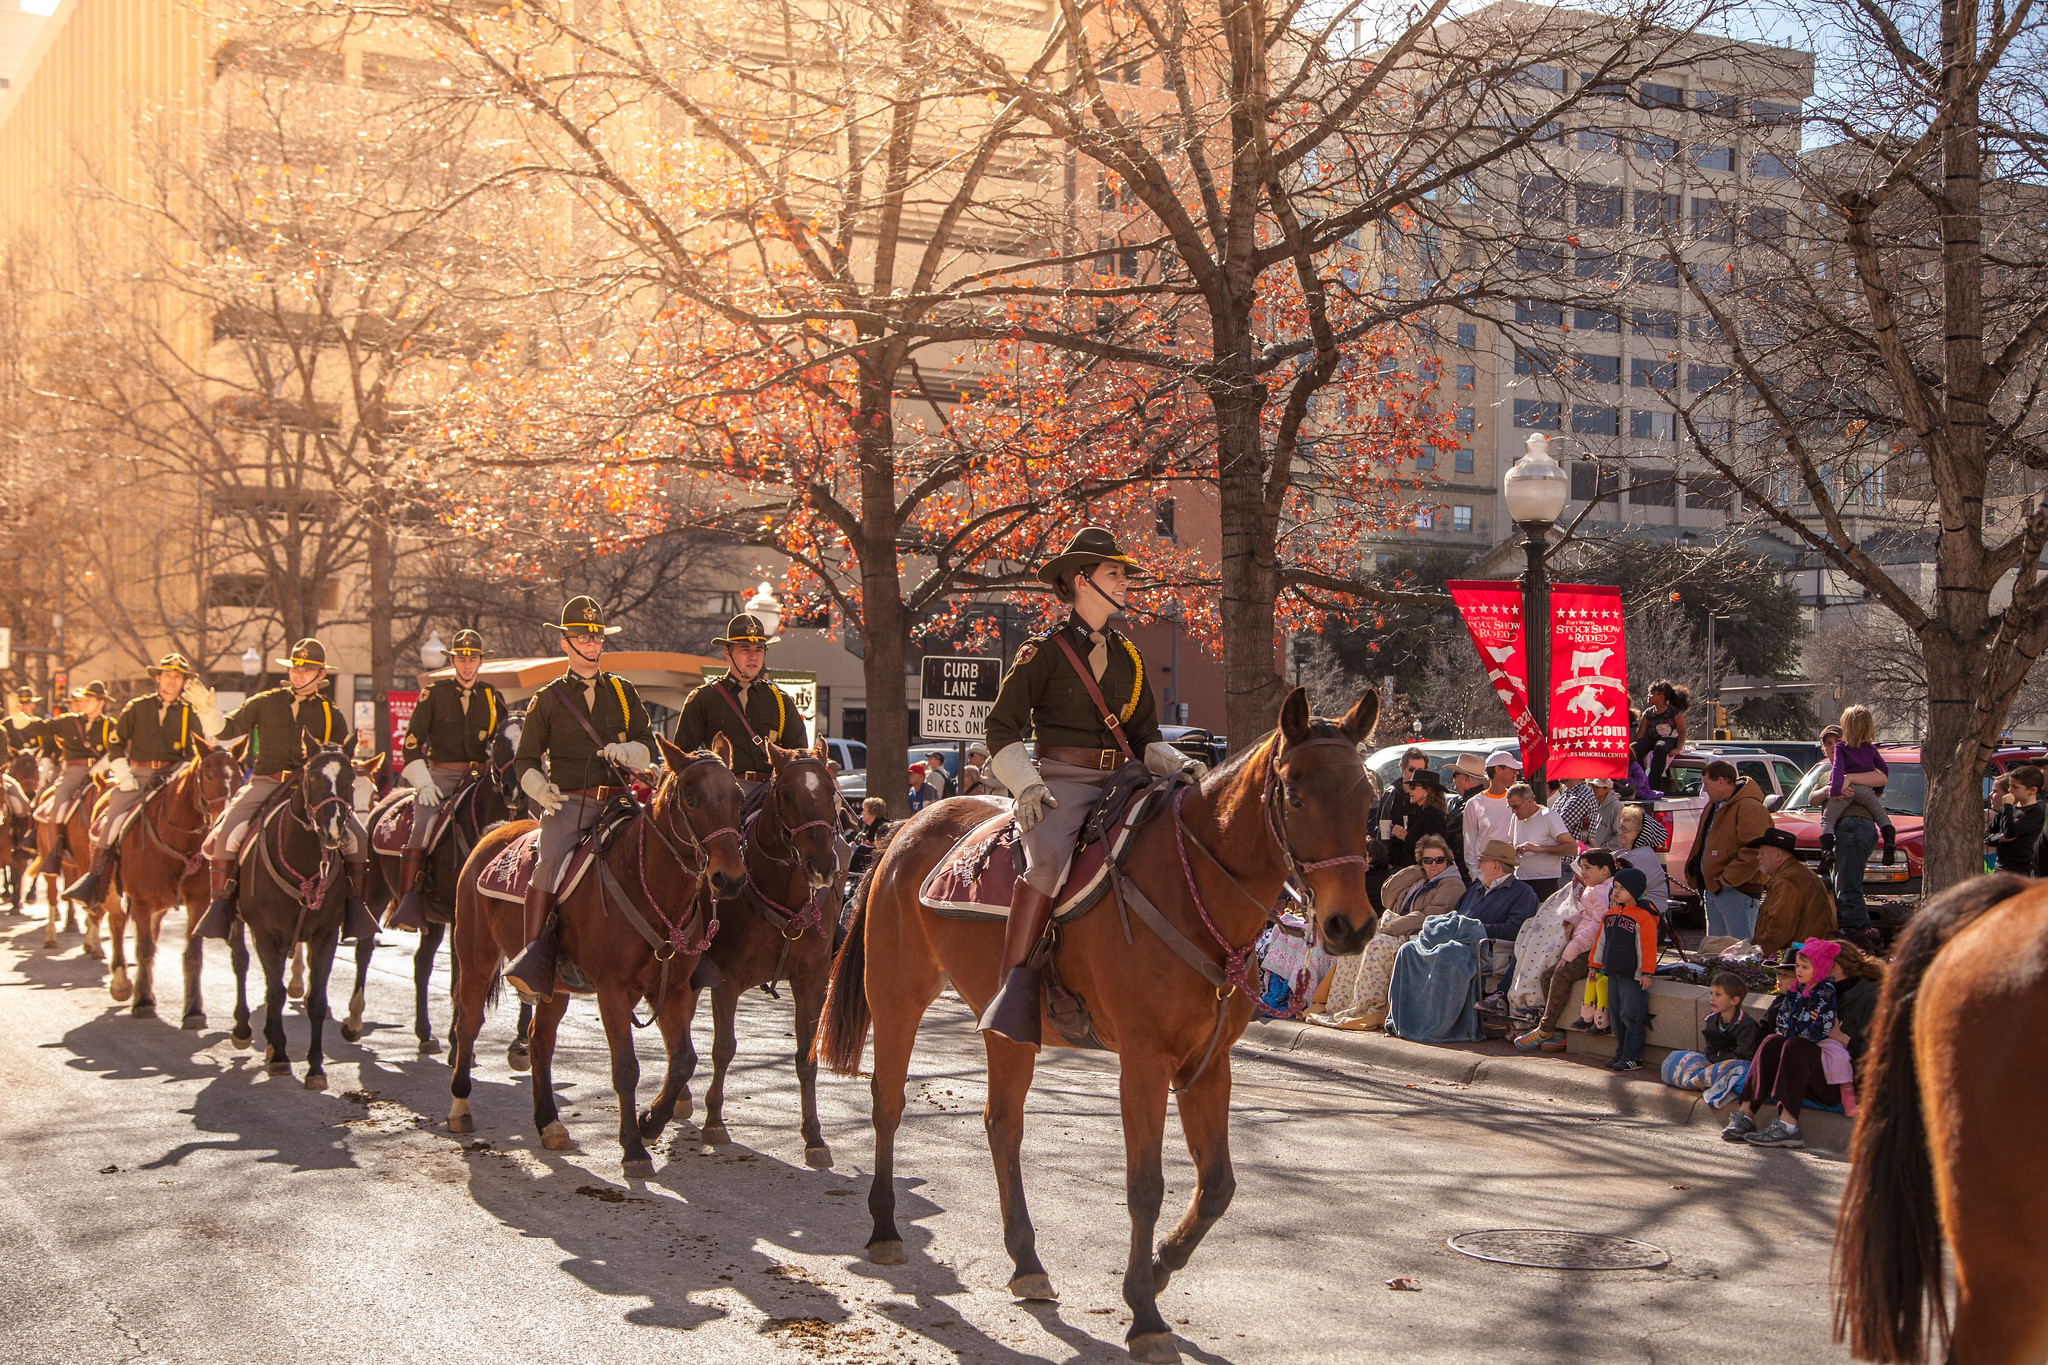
[
  {"xmin": 386, "ymin": 629, "xmax": 510, "ymax": 931},
  {"xmin": 26, "ymin": 680, "xmax": 118, "ymax": 872},
  {"xmin": 976, "ymin": 526, "xmax": 1208, "ymax": 1048},
  {"xmin": 62, "ymin": 655, "xmax": 210, "ymax": 906},
  {"xmin": 504, "ymin": 596, "xmax": 659, "ymax": 1002}
]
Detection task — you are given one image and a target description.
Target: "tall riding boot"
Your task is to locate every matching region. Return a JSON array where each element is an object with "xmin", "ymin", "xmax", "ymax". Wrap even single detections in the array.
[
  {"xmin": 342, "ymin": 859, "xmax": 378, "ymax": 944},
  {"xmin": 62, "ymin": 847, "xmax": 115, "ymax": 905},
  {"xmin": 386, "ymin": 849, "xmax": 428, "ymax": 932},
  {"xmin": 504, "ymin": 884, "xmax": 558, "ymax": 1002},
  {"xmin": 194, "ymin": 857, "xmax": 239, "ymax": 941},
  {"xmin": 977, "ymin": 880, "xmax": 1056, "ymax": 1048}
]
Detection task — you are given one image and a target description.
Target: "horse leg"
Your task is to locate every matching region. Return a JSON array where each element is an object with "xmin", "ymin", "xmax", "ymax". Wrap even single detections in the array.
[
  {"xmin": 250, "ymin": 930, "xmax": 290, "ymax": 1074},
  {"xmin": 1116, "ymin": 1059, "xmax": 1179, "ymax": 1363},
  {"xmin": 415, "ymin": 922, "xmax": 445, "ymax": 1054},
  {"xmin": 595, "ymin": 986, "xmax": 654, "ymax": 1176},
  {"xmin": 982, "ymin": 1041, "xmax": 1056, "ymax": 1302},
  {"xmin": 340, "ymin": 933, "xmax": 371, "ymax": 1044},
  {"xmin": 792, "ymin": 951, "xmax": 833, "ymax": 1168},
  {"xmin": 41, "ymin": 874, "xmax": 56, "ymax": 948},
  {"xmin": 1152, "ymin": 1055, "xmax": 1237, "ymax": 1295},
  {"xmin": 287, "ymin": 940, "xmax": 306, "ymax": 1001},
  {"xmin": 181, "ymin": 914, "xmax": 207, "ymax": 1030},
  {"xmin": 528, "ymin": 989, "xmax": 574, "ymax": 1151},
  {"xmin": 507, "ymin": 1000, "xmax": 533, "ymax": 1072},
  {"xmin": 638, "ymin": 977, "xmax": 703, "ymax": 1143},
  {"xmin": 445, "ymin": 919, "xmax": 493, "ymax": 1135},
  {"xmin": 302, "ymin": 932, "xmax": 336, "ymax": 1090},
  {"xmin": 106, "ymin": 896, "xmax": 132, "ymax": 1003},
  {"xmin": 130, "ymin": 905, "xmax": 161, "ymax": 1018},
  {"xmin": 229, "ymin": 920, "xmax": 254, "ymax": 1050},
  {"xmin": 699, "ymin": 979, "xmax": 741, "ymax": 1146}
]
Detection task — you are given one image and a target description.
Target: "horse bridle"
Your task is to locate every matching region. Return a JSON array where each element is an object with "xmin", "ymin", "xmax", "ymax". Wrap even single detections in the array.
[
  {"xmin": 744, "ymin": 756, "xmax": 838, "ymax": 938},
  {"xmin": 640, "ymin": 752, "xmax": 743, "ymax": 881}
]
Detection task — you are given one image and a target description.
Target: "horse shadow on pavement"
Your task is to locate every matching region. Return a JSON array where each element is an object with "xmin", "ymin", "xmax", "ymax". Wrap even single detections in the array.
[{"xmin": 5, "ymin": 923, "xmax": 110, "ymax": 992}]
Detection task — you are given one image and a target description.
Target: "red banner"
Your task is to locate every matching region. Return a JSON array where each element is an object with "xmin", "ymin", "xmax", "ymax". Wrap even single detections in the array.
[
  {"xmin": 1446, "ymin": 580, "xmax": 1550, "ymax": 772},
  {"xmin": 386, "ymin": 690, "xmax": 419, "ymax": 765},
  {"xmin": 1547, "ymin": 584, "xmax": 1629, "ymax": 779}
]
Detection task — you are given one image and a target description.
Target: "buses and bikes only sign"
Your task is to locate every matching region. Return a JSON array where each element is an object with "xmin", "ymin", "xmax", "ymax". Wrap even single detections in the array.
[{"xmin": 919, "ymin": 656, "xmax": 1001, "ymax": 740}]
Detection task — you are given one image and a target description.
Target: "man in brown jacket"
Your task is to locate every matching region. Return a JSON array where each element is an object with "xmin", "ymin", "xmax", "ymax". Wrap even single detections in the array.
[
  {"xmin": 1694, "ymin": 760, "xmax": 1774, "ymax": 940},
  {"xmin": 1746, "ymin": 828, "xmax": 1838, "ymax": 955}
]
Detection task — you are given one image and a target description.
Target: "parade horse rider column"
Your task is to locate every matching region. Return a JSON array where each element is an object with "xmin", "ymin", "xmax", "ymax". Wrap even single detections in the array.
[
  {"xmin": 26, "ymin": 680, "xmax": 118, "ymax": 876},
  {"xmin": 977, "ymin": 526, "xmax": 1208, "ymax": 1048},
  {"xmin": 192, "ymin": 638, "xmax": 379, "ymax": 945},
  {"xmin": 503, "ymin": 595, "xmax": 659, "ymax": 1003},
  {"xmin": 387, "ymin": 628, "xmax": 507, "ymax": 931},
  {"xmin": 62, "ymin": 655, "xmax": 210, "ymax": 906},
  {"xmin": 2, "ymin": 683, "xmax": 48, "ymax": 780}
]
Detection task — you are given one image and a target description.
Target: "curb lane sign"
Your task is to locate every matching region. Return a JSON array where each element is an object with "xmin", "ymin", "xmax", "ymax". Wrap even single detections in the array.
[{"xmin": 919, "ymin": 655, "xmax": 1001, "ymax": 741}]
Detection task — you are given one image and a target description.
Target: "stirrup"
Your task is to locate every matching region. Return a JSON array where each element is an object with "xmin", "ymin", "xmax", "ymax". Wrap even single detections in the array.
[
  {"xmin": 977, "ymin": 966, "xmax": 1043, "ymax": 1048},
  {"xmin": 504, "ymin": 938, "xmax": 557, "ymax": 1002},
  {"xmin": 193, "ymin": 887, "xmax": 238, "ymax": 941},
  {"xmin": 385, "ymin": 888, "xmax": 427, "ymax": 932}
]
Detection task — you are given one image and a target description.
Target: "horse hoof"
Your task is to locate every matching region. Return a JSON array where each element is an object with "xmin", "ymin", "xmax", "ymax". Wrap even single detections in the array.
[
  {"xmin": 182, "ymin": 1015, "xmax": 205, "ymax": 1032},
  {"xmin": 506, "ymin": 1045, "xmax": 530, "ymax": 1073},
  {"xmin": 1127, "ymin": 1333, "xmax": 1181, "ymax": 1364},
  {"xmin": 287, "ymin": 982, "xmax": 304, "ymax": 1001},
  {"xmin": 447, "ymin": 1113, "xmax": 474, "ymax": 1134},
  {"xmin": 83, "ymin": 941, "xmax": 104, "ymax": 961},
  {"xmin": 305, "ymin": 1073, "xmax": 328, "ymax": 1092},
  {"xmin": 265, "ymin": 1061, "xmax": 290, "ymax": 1075},
  {"xmin": 700, "ymin": 1123, "xmax": 729, "ymax": 1146},
  {"xmin": 868, "ymin": 1240, "xmax": 907, "ymax": 1266},
  {"xmin": 230, "ymin": 1031, "xmax": 253, "ymax": 1052},
  {"xmin": 622, "ymin": 1158, "xmax": 656, "ymax": 1178},
  {"xmin": 131, "ymin": 1001, "xmax": 156, "ymax": 1019},
  {"xmin": 1008, "ymin": 1273, "xmax": 1059, "ymax": 1303},
  {"xmin": 804, "ymin": 1144, "xmax": 834, "ymax": 1170},
  {"xmin": 419, "ymin": 1036, "xmax": 443, "ymax": 1055},
  {"xmin": 42, "ymin": 931, "xmax": 55, "ymax": 949},
  {"xmin": 109, "ymin": 970, "xmax": 132, "ymax": 1002},
  {"xmin": 540, "ymin": 1121, "xmax": 573, "ymax": 1152},
  {"xmin": 340, "ymin": 1023, "xmax": 361, "ymax": 1044}
]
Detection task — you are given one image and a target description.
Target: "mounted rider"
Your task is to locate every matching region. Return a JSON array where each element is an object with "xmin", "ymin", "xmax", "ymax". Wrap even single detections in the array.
[
  {"xmin": 26, "ymin": 680, "xmax": 118, "ymax": 871},
  {"xmin": 387, "ymin": 628, "xmax": 507, "ymax": 932},
  {"xmin": 192, "ymin": 638, "xmax": 378, "ymax": 944},
  {"xmin": 61, "ymin": 654, "xmax": 209, "ymax": 906},
  {"xmin": 1, "ymin": 684, "xmax": 45, "ymax": 772},
  {"xmin": 977, "ymin": 527, "xmax": 1207, "ymax": 1048},
  {"xmin": 503, "ymin": 595, "xmax": 659, "ymax": 1003}
]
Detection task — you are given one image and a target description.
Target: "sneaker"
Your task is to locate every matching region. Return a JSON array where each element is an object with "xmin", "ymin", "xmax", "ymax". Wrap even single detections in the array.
[
  {"xmin": 1588, "ymin": 1024, "xmax": 1611, "ymax": 1036},
  {"xmin": 1513, "ymin": 1029, "xmax": 1556, "ymax": 1052},
  {"xmin": 1745, "ymin": 1119, "xmax": 1805, "ymax": 1148},
  {"xmin": 1720, "ymin": 1113, "xmax": 1758, "ymax": 1143},
  {"xmin": 1540, "ymin": 1034, "xmax": 1568, "ymax": 1053},
  {"xmin": 1479, "ymin": 992, "xmax": 1508, "ymax": 1011},
  {"xmin": 1606, "ymin": 1058, "xmax": 1643, "ymax": 1072}
]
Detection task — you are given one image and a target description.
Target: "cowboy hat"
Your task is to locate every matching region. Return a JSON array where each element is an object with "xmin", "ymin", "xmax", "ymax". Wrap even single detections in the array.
[
  {"xmin": 1036, "ymin": 526, "xmax": 1143, "ymax": 587},
  {"xmin": 1403, "ymin": 768, "xmax": 1445, "ymax": 791},
  {"xmin": 712, "ymin": 612, "xmax": 779, "ymax": 647},
  {"xmin": 544, "ymin": 595, "xmax": 621, "ymax": 636},
  {"xmin": 275, "ymin": 638, "xmax": 337, "ymax": 670},
  {"xmin": 152, "ymin": 653, "xmax": 199, "ymax": 676},
  {"xmin": 70, "ymin": 680, "xmax": 114, "ymax": 702},
  {"xmin": 1451, "ymin": 752, "xmax": 1487, "ymax": 780},
  {"xmin": 13, "ymin": 684, "xmax": 40, "ymax": 702},
  {"xmin": 447, "ymin": 629, "xmax": 488, "ymax": 656},
  {"xmin": 1745, "ymin": 827, "xmax": 1798, "ymax": 853},
  {"xmin": 1476, "ymin": 838, "xmax": 1519, "ymax": 869}
]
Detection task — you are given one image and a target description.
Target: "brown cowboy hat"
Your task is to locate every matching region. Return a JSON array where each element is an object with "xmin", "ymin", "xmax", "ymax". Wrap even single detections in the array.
[
  {"xmin": 1476, "ymin": 838, "xmax": 1519, "ymax": 869},
  {"xmin": 544, "ymin": 595, "xmax": 621, "ymax": 636},
  {"xmin": 153, "ymin": 653, "xmax": 199, "ymax": 676},
  {"xmin": 274, "ymin": 638, "xmax": 336, "ymax": 670},
  {"xmin": 447, "ymin": 629, "xmax": 488, "ymax": 656},
  {"xmin": 71, "ymin": 680, "xmax": 114, "ymax": 702},
  {"xmin": 712, "ymin": 613, "xmax": 779, "ymax": 647},
  {"xmin": 1036, "ymin": 526, "xmax": 1143, "ymax": 587}
]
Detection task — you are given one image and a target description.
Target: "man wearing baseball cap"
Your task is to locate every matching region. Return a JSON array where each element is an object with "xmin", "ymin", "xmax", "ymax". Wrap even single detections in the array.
[{"xmin": 1460, "ymin": 749, "xmax": 1520, "ymax": 877}]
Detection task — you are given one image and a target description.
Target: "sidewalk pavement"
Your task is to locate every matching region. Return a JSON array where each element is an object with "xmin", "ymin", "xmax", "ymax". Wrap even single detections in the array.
[{"xmin": 1237, "ymin": 1017, "xmax": 1855, "ymax": 1156}]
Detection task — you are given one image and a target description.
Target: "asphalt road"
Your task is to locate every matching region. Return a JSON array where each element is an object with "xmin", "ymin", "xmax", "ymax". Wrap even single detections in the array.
[{"xmin": 1, "ymin": 908, "xmax": 1849, "ymax": 1364}]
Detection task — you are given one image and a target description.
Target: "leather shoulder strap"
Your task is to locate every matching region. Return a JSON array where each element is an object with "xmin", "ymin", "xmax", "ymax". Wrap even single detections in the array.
[
  {"xmin": 552, "ymin": 676, "xmax": 609, "ymax": 749},
  {"xmin": 1048, "ymin": 633, "xmax": 1136, "ymax": 761},
  {"xmin": 713, "ymin": 680, "xmax": 766, "ymax": 754}
]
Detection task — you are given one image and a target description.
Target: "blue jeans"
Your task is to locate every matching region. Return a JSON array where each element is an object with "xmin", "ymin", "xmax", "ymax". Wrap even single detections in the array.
[
  {"xmin": 1832, "ymin": 816, "xmax": 1877, "ymax": 931},
  {"xmin": 1608, "ymin": 970, "xmax": 1648, "ymax": 1064},
  {"xmin": 1704, "ymin": 886, "xmax": 1759, "ymax": 940}
]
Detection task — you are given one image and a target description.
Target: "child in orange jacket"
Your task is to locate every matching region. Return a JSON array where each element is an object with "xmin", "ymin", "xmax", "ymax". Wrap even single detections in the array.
[{"xmin": 1590, "ymin": 866, "xmax": 1661, "ymax": 1072}]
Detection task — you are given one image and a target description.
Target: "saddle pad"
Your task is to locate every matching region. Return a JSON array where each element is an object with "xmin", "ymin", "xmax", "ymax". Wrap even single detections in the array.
[
  {"xmin": 918, "ymin": 792, "xmax": 1154, "ymax": 923},
  {"xmin": 475, "ymin": 826, "xmax": 596, "ymax": 904},
  {"xmin": 370, "ymin": 794, "xmax": 415, "ymax": 857}
]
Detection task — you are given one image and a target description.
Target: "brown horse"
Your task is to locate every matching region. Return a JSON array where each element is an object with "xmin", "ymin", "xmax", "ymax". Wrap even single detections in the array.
[
  {"xmin": 446, "ymin": 737, "xmax": 746, "ymax": 1175},
  {"xmin": 1834, "ymin": 873, "xmax": 2048, "ymax": 1365},
  {"xmin": 97, "ymin": 745, "xmax": 242, "ymax": 1017},
  {"xmin": 819, "ymin": 689, "xmax": 1377, "ymax": 1364},
  {"xmin": 33, "ymin": 786, "xmax": 94, "ymax": 952},
  {"xmin": 679, "ymin": 734, "xmax": 842, "ymax": 1167},
  {"xmin": 2, "ymin": 750, "xmax": 34, "ymax": 914}
]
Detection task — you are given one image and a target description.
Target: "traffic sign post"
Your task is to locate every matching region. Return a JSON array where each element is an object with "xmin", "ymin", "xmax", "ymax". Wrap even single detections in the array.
[{"xmin": 919, "ymin": 655, "xmax": 1001, "ymax": 741}]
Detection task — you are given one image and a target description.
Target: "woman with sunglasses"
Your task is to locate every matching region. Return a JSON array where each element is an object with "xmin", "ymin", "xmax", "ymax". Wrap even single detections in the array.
[{"xmin": 1322, "ymin": 833, "xmax": 1464, "ymax": 1030}]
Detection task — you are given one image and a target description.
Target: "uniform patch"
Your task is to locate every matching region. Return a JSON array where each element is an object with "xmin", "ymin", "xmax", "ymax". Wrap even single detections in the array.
[{"xmin": 1013, "ymin": 643, "xmax": 1037, "ymax": 667}]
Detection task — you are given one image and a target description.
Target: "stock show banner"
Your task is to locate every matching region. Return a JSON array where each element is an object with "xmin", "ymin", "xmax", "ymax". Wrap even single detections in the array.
[
  {"xmin": 1445, "ymin": 580, "xmax": 1551, "ymax": 772},
  {"xmin": 1545, "ymin": 584, "xmax": 1630, "ymax": 779}
]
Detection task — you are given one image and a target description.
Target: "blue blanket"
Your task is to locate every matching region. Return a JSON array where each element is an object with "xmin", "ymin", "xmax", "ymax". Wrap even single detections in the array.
[{"xmin": 1386, "ymin": 912, "xmax": 1489, "ymax": 1044}]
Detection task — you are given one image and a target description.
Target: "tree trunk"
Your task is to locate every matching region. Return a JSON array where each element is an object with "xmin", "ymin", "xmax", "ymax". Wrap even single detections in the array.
[
  {"xmin": 855, "ymin": 376, "xmax": 913, "ymax": 817},
  {"xmin": 1917, "ymin": 631, "xmax": 1986, "ymax": 898},
  {"xmin": 1213, "ymin": 381, "xmax": 1283, "ymax": 752},
  {"xmin": 366, "ymin": 509, "xmax": 394, "ymax": 758}
]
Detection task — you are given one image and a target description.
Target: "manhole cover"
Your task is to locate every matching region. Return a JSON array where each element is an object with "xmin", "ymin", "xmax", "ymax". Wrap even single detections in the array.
[{"xmin": 1447, "ymin": 1230, "xmax": 1669, "ymax": 1270}]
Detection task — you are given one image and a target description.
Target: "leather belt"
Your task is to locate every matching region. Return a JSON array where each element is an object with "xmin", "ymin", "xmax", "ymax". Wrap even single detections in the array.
[
  {"xmin": 1040, "ymin": 745, "xmax": 1123, "ymax": 772},
  {"xmin": 735, "ymin": 770, "xmax": 771, "ymax": 781},
  {"xmin": 560, "ymin": 785, "xmax": 624, "ymax": 799},
  {"xmin": 430, "ymin": 760, "xmax": 477, "ymax": 771},
  {"xmin": 63, "ymin": 759, "xmax": 90, "ymax": 768},
  {"xmin": 131, "ymin": 761, "xmax": 174, "ymax": 769}
]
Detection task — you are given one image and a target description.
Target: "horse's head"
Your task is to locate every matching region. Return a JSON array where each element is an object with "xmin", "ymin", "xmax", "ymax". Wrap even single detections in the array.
[
  {"xmin": 766, "ymin": 734, "xmax": 839, "ymax": 892},
  {"xmin": 298, "ymin": 744, "xmax": 355, "ymax": 851},
  {"xmin": 190, "ymin": 736, "xmax": 242, "ymax": 817},
  {"xmin": 489, "ymin": 719, "xmax": 524, "ymax": 809},
  {"xmin": 655, "ymin": 734, "xmax": 747, "ymax": 898},
  {"xmin": 1269, "ymin": 686, "xmax": 1380, "ymax": 956}
]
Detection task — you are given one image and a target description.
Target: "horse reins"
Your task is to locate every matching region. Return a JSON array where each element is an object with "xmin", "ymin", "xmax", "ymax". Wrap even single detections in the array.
[{"xmin": 742, "ymin": 757, "xmax": 837, "ymax": 940}]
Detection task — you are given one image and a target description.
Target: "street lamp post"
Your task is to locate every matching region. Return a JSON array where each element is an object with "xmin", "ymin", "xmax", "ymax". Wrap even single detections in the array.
[
  {"xmin": 743, "ymin": 581, "xmax": 784, "ymax": 639},
  {"xmin": 240, "ymin": 645, "xmax": 262, "ymax": 692},
  {"xmin": 419, "ymin": 629, "xmax": 448, "ymax": 672},
  {"xmin": 1502, "ymin": 432, "xmax": 1571, "ymax": 799}
]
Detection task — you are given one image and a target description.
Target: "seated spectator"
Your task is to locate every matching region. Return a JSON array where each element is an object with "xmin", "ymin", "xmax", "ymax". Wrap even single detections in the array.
[
  {"xmin": 1725, "ymin": 939, "xmax": 1851, "ymax": 1148},
  {"xmin": 1322, "ymin": 834, "xmax": 1463, "ymax": 1029},
  {"xmin": 1748, "ymin": 827, "xmax": 1838, "ymax": 955},
  {"xmin": 1661, "ymin": 971, "xmax": 1764, "ymax": 1104},
  {"xmin": 1987, "ymin": 764, "xmax": 2043, "ymax": 875},
  {"xmin": 1453, "ymin": 840, "xmax": 1539, "ymax": 999},
  {"xmin": 1614, "ymin": 804, "xmax": 1672, "ymax": 913},
  {"xmin": 1385, "ymin": 907, "xmax": 1491, "ymax": 1044},
  {"xmin": 1514, "ymin": 849, "xmax": 1615, "ymax": 1052},
  {"xmin": 1827, "ymin": 936, "xmax": 1889, "ymax": 1062},
  {"xmin": 1590, "ymin": 866, "xmax": 1660, "ymax": 1072}
]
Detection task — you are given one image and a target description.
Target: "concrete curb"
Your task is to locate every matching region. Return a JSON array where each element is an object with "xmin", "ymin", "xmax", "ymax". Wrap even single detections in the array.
[{"xmin": 1238, "ymin": 1019, "xmax": 1853, "ymax": 1156}]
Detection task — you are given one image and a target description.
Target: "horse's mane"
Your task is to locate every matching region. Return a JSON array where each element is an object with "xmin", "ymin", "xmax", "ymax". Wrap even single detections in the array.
[{"xmin": 1200, "ymin": 720, "xmax": 1373, "ymax": 801}]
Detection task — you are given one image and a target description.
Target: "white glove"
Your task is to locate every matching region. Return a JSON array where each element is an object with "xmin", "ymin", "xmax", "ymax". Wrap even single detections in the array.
[
  {"xmin": 520, "ymin": 767, "xmax": 565, "ymax": 815},
  {"xmin": 90, "ymin": 757, "xmax": 110, "ymax": 779},
  {"xmin": 1145, "ymin": 740, "xmax": 1208, "ymax": 780},
  {"xmin": 1012, "ymin": 782, "xmax": 1057, "ymax": 832},
  {"xmin": 402, "ymin": 758, "xmax": 441, "ymax": 808},
  {"xmin": 601, "ymin": 741, "xmax": 651, "ymax": 772},
  {"xmin": 987, "ymin": 742, "xmax": 1055, "ymax": 831},
  {"xmin": 181, "ymin": 678, "xmax": 215, "ymax": 713},
  {"xmin": 110, "ymin": 757, "xmax": 137, "ymax": 792}
]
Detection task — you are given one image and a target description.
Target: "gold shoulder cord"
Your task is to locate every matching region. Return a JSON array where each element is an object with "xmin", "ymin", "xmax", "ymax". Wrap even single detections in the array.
[
  {"xmin": 773, "ymin": 687, "xmax": 787, "ymax": 740},
  {"xmin": 1118, "ymin": 637, "xmax": 1143, "ymax": 724},
  {"xmin": 610, "ymin": 676, "xmax": 630, "ymax": 743}
]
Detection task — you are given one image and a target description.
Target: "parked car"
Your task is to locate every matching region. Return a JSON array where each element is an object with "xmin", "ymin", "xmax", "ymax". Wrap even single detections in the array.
[
  {"xmin": 1364, "ymin": 738, "xmax": 1521, "ymax": 792},
  {"xmin": 1159, "ymin": 725, "xmax": 1224, "ymax": 767},
  {"xmin": 1645, "ymin": 748, "xmax": 1810, "ymax": 907},
  {"xmin": 1694, "ymin": 739, "xmax": 1826, "ymax": 772},
  {"xmin": 825, "ymin": 737, "xmax": 867, "ymax": 801}
]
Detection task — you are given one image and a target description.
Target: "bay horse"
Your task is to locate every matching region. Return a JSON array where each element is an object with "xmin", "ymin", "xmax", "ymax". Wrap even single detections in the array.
[
  {"xmin": 818, "ymin": 689, "xmax": 1378, "ymax": 1364},
  {"xmin": 1834, "ymin": 872, "xmax": 2048, "ymax": 1365},
  {"xmin": 97, "ymin": 743, "xmax": 242, "ymax": 1017},
  {"xmin": 365, "ymin": 722, "xmax": 526, "ymax": 1057},
  {"xmin": 34, "ymin": 780, "xmax": 96, "ymax": 952},
  {"xmin": 226, "ymin": 744, "xmax": 377, "ymax": 1090},
  {"xmin": 2, "ymin": 750, "xmax": 35, "ymax": 914},
  {"xmin": 679, "ymin": 733, "xmax": 842, "ymax": 1167},
  {"xmin": 446, "ymin": 737, "xmax": 746, "ymax": 1175}
]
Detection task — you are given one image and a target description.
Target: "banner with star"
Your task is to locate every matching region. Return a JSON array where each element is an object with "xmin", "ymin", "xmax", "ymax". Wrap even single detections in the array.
[
  {"xmin": 1547, "ymin": 583, "xmax": 1630, "ymax": 779},
  {"xmin": 1445, "ymin": 579, "xmax": 1550, "ymax": 771}
]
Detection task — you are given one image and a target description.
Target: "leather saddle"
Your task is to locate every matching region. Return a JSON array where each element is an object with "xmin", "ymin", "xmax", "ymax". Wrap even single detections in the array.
[
  {"xmin": 369, "ymin": 782, "xmax": 475, "ymax": 859},
  {"xmin": 475, "ymin": 797, "xmax": 639, "ymax": 904}
]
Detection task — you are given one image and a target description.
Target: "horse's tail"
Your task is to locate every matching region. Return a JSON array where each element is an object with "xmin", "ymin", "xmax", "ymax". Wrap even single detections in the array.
[
  {"xmin": 1835, "ymin": 872, "xmax": 2026, "ymax": 1364},
  {"xmin": 816, "ymin": 831, "xmax": 888, "ymax": 1076}
]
